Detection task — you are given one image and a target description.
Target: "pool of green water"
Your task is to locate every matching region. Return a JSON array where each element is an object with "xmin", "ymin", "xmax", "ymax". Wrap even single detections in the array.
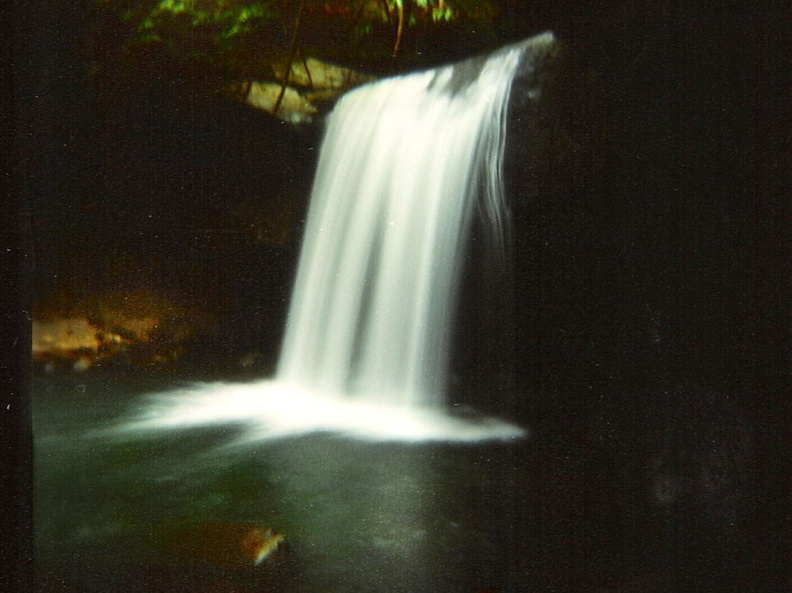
[{"xmin": 32, "ymin": 372, "xmax": 667, "ymax": 593}]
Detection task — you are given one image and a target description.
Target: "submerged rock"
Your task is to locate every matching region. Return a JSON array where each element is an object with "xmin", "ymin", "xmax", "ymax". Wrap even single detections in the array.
[
  {"xmin": 114, "ymin": 522, "xmax": 300, "ymax": 593},
  {"xmin": 161, "ymin": 522, "xmax": 288, "ymax": 568}
]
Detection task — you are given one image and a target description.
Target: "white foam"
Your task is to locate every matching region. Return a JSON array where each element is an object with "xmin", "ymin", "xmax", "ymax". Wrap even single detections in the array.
[{"xmin": 116, "ymin": 381, "xmax": 527, "ymax": 443}]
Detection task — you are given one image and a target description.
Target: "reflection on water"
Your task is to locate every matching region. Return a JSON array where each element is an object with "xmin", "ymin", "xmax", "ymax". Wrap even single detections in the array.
[{"xmin": 33, "ymin": 375, "xmax": 534, "ymax": 593}]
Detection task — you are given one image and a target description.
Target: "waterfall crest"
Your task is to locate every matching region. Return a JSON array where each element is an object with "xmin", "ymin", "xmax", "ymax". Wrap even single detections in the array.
[{"xmin": 277, "ymin": 33, "xmax": 554, "ymax": 408}]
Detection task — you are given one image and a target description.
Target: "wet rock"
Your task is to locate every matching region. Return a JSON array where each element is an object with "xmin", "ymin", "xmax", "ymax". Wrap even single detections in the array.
[
  {"xmin": 230, "ymin": 58, "xmax": 375, "ymax": 124},
  {"xmin": 32, "ymin": 292, "xmax": 200, "ymax": 371}
]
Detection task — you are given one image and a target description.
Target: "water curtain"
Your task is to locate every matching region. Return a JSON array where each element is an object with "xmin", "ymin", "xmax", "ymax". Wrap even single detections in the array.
[{"xmin": 277, "ymin": 33, "xmax": 555, "ymax": 408}]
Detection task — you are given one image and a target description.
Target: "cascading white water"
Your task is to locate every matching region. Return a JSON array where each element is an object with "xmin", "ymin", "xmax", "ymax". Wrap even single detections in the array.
[
  {"xmin": 277, "ymin": 34, "xmax": 552, "ymax": 408},
  {"xmin": 120, "ymin": 35, "xmax": 555, "ymax": 442}
]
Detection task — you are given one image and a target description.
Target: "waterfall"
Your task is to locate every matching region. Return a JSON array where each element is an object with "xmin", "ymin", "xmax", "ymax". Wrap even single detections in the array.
[
  {"xmin": 277, "ymin": 33, "xmax": 553, "ymax": 408},
  {"xmin": 121, "ymin": 35, "xmax": 556, "ymax": 442}
]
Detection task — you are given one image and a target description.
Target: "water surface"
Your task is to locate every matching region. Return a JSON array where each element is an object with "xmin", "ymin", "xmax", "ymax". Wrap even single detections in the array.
[{"xmin": 33, "ymin": 374, "xmax": 559, "ymax": 593}]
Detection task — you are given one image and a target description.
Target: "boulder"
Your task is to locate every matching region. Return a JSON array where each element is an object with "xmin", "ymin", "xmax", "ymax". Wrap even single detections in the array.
[{"xmin": 230, "ymin": 58, "xmax": 375, "ymax": 124}]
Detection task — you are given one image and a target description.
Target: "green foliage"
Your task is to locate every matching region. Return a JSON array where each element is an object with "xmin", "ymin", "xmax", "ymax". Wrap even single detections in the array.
[
  {"xmin": 125, "ymin": 0, "xmax": 279, "ymax": 51},
  {"xmin": 94, "ymin": 0, "xmax": 497, "ymax": 83},
  {"xmin": 138, "ymin": 0, "xmax": 276, "ymax": 40},
  {"xmin": 376, "ymin": 0, "xmax": 491, "ymax": 27}
]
